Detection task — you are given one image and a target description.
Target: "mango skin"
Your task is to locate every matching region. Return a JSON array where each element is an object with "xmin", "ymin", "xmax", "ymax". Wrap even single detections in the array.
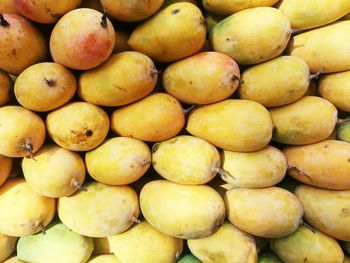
[
  {"xmin": 188, "ymin": 222, "xmax": 258, "ymax": 263},
  {"xmin": 270, "ymin": 96, "xmax": 337, "ymax": 145},
  {"xmin": 111, "ymin": 93, "xmax": 185, "ymax": 142},
  {"xmin": 0, "ymin": 178, "xmax": 56, "ymax": 237},
  {"xmin": 290, "ymin": 21, "xmax": 350, "ymax": 73},
  {"xmin": 258, "ymin": 253, "xmax": 282, "ymax": 263},
  {"xmin": 108, "ymin": 221, "xmax": 183, "ymax": 263},
  {"xmin": 187, "ymin": 99, "xmax": 273, "ymax": 152},
  {"xmin": 225, "ymin": 187, "xmax": 303, "ymax": 238},
  {"xmin": 279, "ymin": 0, "xmax": 350, "ymax": 30},
  {"xmin": 0, "ymin": 0, "xmax": 19, "ymax": 14},
  {"xmin": 163, "ymin": 52, "xmax": 240, "ymax": 105},
  {"xmin": 210, "ymin": 7, "xmax": 291, "ymax": 65},
  {"xmin": 0, "ymin": 233, "xmax": 17, "ymax": 262},
  {"xmin": 337, "ymin": 118, "xmax": 350, "ymax": 142},
  {"xmin": 295, "ymin": 185, "xmax": 350, "ymax": 241},
  {"xmin": 221, "ymin": 146, "xmax": 287, "ymax": 189},
  {"xmin": 128, "ymin": 3, "xmax": 206, "ymax": 63},
  {"xmin": 0, "ymin": 155, "xmax": 12, "ymax": 186},
  {"xmin": 239, "ymin": 56, "xmax": 309, "ymax": 107},
  {"xmin": 140, "ymin": 180, "xmax": 225, "ymax": 239},
  {"xmin": 88, "ymin": 255, "xmax": 121, "ymax": 263},
  {"xmin": 152, "ymin": 135, "xmax": 220, "ymax": 185},
  {"xmin": 319, "ymin": 70, "xmax": 350, "ymax": 112},
  {"xmin": 58, "ymin": 182, "xmax": 140, "ymax": 237},
  {"xmin": 271, "ymin": 226, "xmax": 344, "ymax": 263},
  {"xmin": 284, "ymin": 140, "xmax": 350, "ymax": 190},
  {"xmin": 0, "ymin": 70, "xmax": 13, "ymax": 106},
  {"xmin": 203, "ymin": 0, "xmax": 279, "ymax": 15}
]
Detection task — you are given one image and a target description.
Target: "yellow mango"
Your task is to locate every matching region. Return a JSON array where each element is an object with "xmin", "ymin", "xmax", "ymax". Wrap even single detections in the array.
[
  {"xmin": 225, "ymin": 187, "xmax": 303, "ymax": 238},
  {"xmin": 89, "ymin": 255, "xmax": 121, "ymax": 263},
  {"xmin": 319, "ymin": 70, "xmax": 350, "ymax": 112},
  {"xmin": 0, "ymin": 178, "xmax": 55, "ymax": 237},
  {"xmin": 140, "ymin": 180, "xmax": 225, "ymax": 239},
  {"xmin": 93, "ymin": 238, "xmax": 111, "ymax": 255},
  {"xmin": 58, "ymin": 182, "xmax": 140, "ymax": 237},
  {"xmin": 186, "ymin": 99, "xmax": 273, "ymax": 152},
  {"xmin": 289, "ymin": 21, "xmax": 350, "ymax": 73},
  {"xmin": 0, "ymin": 233, "xmax": 17, "ymax": 262},
  {"xmin": 152, "ymin": 135, "xmax": 220, "ymax": 185},
  {"xmin": 0, "ymin": 70, "xmax": 13, "ymax": 106},
  {"xmin": 22, "ymin": 144, "xmax": 86, "ymax": 198},
  {"xmin": 128, "ymin": 3, "xmax": 206, "ymax": 62},
  {"xmin": 163, "ymin": 52, "xmax": 240, "ymax": 105},
  {"xmin": 113, "ymin": 31, "xmax": 131, "ymax": 53},
  {"xmin": 108, "ymin": 221, "xmax": 183, "ymax": 263},
  {"xmin": 295, "ymin": 185, "xmax": 350, "ymax": 241},
  {"xmin": 0, "ymin": 155, "xmax": 12, "ymax": 186},
  {"xmin": 111, "ymin": 93, "xmax": 185, "ymax": 142},
  {"xmin": 3, "ymin": 256, "xmax": 27, "ymax": 263},
  {"xmin": 14, "ymin": 62, "xmax": 76, "ymax": 112},
  {"xmin": 221, "ymin": 146, "xmax": 287, "ymax": 189},
  {"xmin": 46, "ymin": 102, "xmax": 110, "ymax": 151},
  {"xmin": 85, "ymin": 137, "xmax": 151, "ymax": 185},
  {"xmin": 210, "ymin": 7, "xmax": 291, "ymax": 65},
  {"xmin": 0, "ymin": 106, "xmax": 46, "ymax": 158},
  {"xmin": 239, "ymin": 56, "xmax": 310, "ymax": 107},
  {"xmin": 270, "ymin": 96, "xmax": 337, "ymax": 145},
  {"xmin": 284, "ymin": 140, "xmax": 350, "ymax": 190},
  {"xmin": 279, "ymin": 0, "xmax": 350, "ymax": 30},
  {"xmin": 79, "ymin": 52, "xmax": 157, "ymax": 107},
  {"xmin": 188, "ymin": 221, "xmax": 258, "ymax": 263},
  {"xmin": 271, "ymin": 225, "xmax": 344, "ymax": 263}
]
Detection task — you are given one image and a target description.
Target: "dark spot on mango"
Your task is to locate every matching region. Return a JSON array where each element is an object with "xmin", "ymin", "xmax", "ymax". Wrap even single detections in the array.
[
  {"xmin": 341, "ymin": 208, "xmax": 349, "ymax": 217},
  {"xmin": 169, "ymin": 138, "xmax": 178, "ymax": 144},
  {"xmin": 304, "ymin": 258, "xmax": 308, "ymax": 262},
  {"xmin": 171, "ymin": 9, "xmax": 180, "ymax": 15},
  {"xmin": 85, "ymin": 130, "xmax": 93, "ymax": 137},
  {"xmin": 324, "ymin": 144, "xmax": 329, "ymax": 148}
]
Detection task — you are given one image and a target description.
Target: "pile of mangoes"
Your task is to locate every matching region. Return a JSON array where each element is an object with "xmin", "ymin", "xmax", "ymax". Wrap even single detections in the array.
[{"xmin": 1, "ymin": 0, "xmax": 350, "ymax": 262}]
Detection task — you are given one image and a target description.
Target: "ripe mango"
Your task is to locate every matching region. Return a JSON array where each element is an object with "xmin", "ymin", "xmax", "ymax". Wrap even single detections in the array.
[
  {"xmin": 163, "ymin": 52, "xmax": 240, "ymax": 105},
  {"xmin": 225, "ymin": 187, "xmax": 303, "ymax": 238},
  {"xmin": 152, "ymin": 135, "xmax": 220, "ymax": 185},
  {"xmin": 140, "ymin": 180, "xmax": 225, "ymax": 239},
  {"xmin": 0, "ymin": 0, "xmax": 19, "ymax": 14},
  {"xmin": 270, "ymin": 96, "xmax": 337, "ymax": 145},
  {"xmin": 210, "ymin": 7, "xmax": 291, "ymax": 65},
  {"xmin": 188, "ymin": 221, "xmax": 258, "ymax": 263},
  {"xmin": 271, "ymin": 225, "xmax": 344, "ymax": 263},
  {"xmin": 0, "ymin": 233, "xmax": 17, "ymax": 262},
  {"xmin": 128, "ymin": 3, "xmax": 206, "ymax": 62},
  {"xmin": 89, "ymin": 255, "xmax": 121, "ymax": 263},
  {"xmin": 186, "ymin": 99, "xmax": 273, "ymax": 152},
  {"xmin": 108, "ymin": 221, "xmax": 183, "ymax": 263},
  {"xmin": 0, "ymin": 155, "xmax": 12, "ymax": 186},
  {"xmin": 0, "ymin": 70, "xmax": 13, "ymax": 106},
  {"xmin": 284, "ymin": 140, "xmax": 350, "ymax": 190}
]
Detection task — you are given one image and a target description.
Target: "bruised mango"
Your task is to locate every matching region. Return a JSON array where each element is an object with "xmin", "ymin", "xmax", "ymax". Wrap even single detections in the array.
[{"xmin": 0, "ymin": 233, "xmax": 17, "ymax": 262}]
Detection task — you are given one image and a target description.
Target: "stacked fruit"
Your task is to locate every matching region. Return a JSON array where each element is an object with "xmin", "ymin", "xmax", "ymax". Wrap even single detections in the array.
[{"xmin": 1, "ymin": 0, "xmax": 350, "ymax": 262}]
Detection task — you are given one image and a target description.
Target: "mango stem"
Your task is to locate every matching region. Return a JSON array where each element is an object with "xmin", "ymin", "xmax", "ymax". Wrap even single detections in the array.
[
  {"xmin": 0, "ymin": 14, "xmax": 9, "ymax": 27},
  {"xmin": 22, "ymin": 140, "xmax": 36, "ymax": 160},
  {"xmin": 100, "ymin": 12, "xmax": 107, "ymax": 28},
  {"xmin": 130, "ymin": 216, "xmax": 141, "ymax": 224},
  {"xmin": 183, "ymin": 105, "xmax": 196, "ymax": 114},
  {"xmin": 232, "ymin": 74, "xmax": 244, "ymax": 85},
  {"xmin": 287, "ymin": 166, "xmax": 311, "ymax": 180},
  {"xmin": 72, "ymin": 180, "xmax": 88, "ymax": 192}
]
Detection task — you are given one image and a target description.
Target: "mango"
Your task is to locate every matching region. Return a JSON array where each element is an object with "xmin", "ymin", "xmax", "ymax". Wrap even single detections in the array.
[
  {"xmin": 0, "ymin": 155, "xmax": 12, "ymax": 186},
  {"xmin": 0, "ymin": 14, "xmax": 47, "ymax": 75},
  {"xmin": 239, "ymin": 56, "xmax": 310, "ymax": 107},
  {"xmin": 188, "ymin": 221, "xmax": 258, "ymax": 263},
  {"xmin": 319, "ymin": 70, "xmax": 350, "ymax": 112},
  {"xmin": 295, "ymin": 184, "xmax": 350, "ymax": 241},
  {"xmin": 177, "ymin": 254, "xmax": 202, "ymax": 263},
  {"xmin": 78, "ymin": 52, "xmax": 157, "ymax": 107},
  {"xmin": 46, "ymin": 102, "xmax": 109, "ymax": 151},
  {"xmin": 3, "ymin": 256, "xmax": 27, "ymax": 263},
  {"xmin": 50, "ymin": 8, "xmax": 115, "ymax": 70},
  {"xmin": 162, "ymin": 0, "xmax": 197, "ymax": 8},
  {"xmin": 140, "ymin": 180, "xmax": 225, "ymax": 239},
  {"xmin": 22, "ymin": 144, "xmax": 86, "ymax": 198},
  {"xmin": 0, "ymin": 69, "xmax": 13, "ymax": 106},
  {"xmin": 0, "ymin": 0, "xmax": 19, "ymax": 14},
  {"xmin": 270, "ymin": 96, "xmax": 337, "ymax": 145},
  {"xmin": 152, "ymin": 135, "xmax": 220, "ymax": 185},
  {"xmin": 111, "ymin": 93, "xmax": 185, "ymax": 142},
  {"xmin": 108, "ymin": 221, "xmax": 183, "ymax": 263},
  {"xmin": 89, "ymin": 255, "xmax": 121, "ymax": 263},
  {"xmin": 279, "ymin": 0, "xmax": 350, "ymax": 30},
  {"xmin": 58, "ymin": 182, "xmax": 140, "ymax": 237},
  {"xmin": 271, "ymin": 225, "xmax": 344, "ymax": 263},
  {"xmin": 128, "ymin": 3, "xmax": 206, "ymax": 62},
  {"xmin": 203, "ymin": 0, "xmax": 279, "ymax": 15},
  {"xmin": 163, "ymin": 52, "xmax": 240, "ymax": 105},
  {"xmin": 221, "ymin": 146, "xmax": 287, "ymax": 189},
  {"xmin": 0, "ymin": 106, "xmax": 46, "ymax": 158},
  {"xmin": 284, "ymin": 140, "xmax": 350, "ymax": 190},
  {"xmin": 85, "ymin": 137, "xmax": 151, "ymax": 185},
  {"xmin": 225, "ymin": 187, "xmax": 303, "ymax": 238},
  {"xmin": 258, "ymin": 253, "xmax": 282, "ymax": 263},
  {"xmin": 113, "ymin": 31, "xmax": 131, "ymax": 53},
  {"xmin": 289, "ymin": 21, "xmax": 350, "ymax": 73},
  {"xmin": 0, "ymin": 178, "xmax": 55, "ymax": 237},
  {"xmin": 93, "ymin": 238, "xmax": 110, "ymax": 255},
  {"xmin": 0, "ymin": 233, "xmax": 17, "ymax": 262},
  {"xmin": 14, "ymin": 62, "xmax": 76, "ymax": 112},
  {"xmin": 210, "ymin": 7, "xmax": 291, "ymax": 65},
  {"xmin": 186, "ymin": 99, "xmax": 273, "ymax": 152},
  {"xmin": 17, "ymin": 221, "xmax": 93, "ymax": 263},
  {"xmin": 337, "ymin": 117, "xmax": 350, "ymax": 142}
]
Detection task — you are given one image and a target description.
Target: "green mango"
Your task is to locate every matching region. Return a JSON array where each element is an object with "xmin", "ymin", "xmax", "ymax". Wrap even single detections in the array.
[
  {"xmin": 177, "ymin": 254, "xmax": 202, "ymax": 263},
  {"xmin": 258, "ymin": 252, "xmax": 282, "ymax": 263},
  {"xmin": 337, "ymin": 117, "xmax": 350, "ymax": 142}
]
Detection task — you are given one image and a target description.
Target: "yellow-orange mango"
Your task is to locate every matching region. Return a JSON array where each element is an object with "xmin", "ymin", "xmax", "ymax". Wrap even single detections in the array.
[
  {"xmin": 284, "ymin": 140, "xmax": 350, "ymax": 190},
  {"xmin": 0, "ymin": 155, "xmax": 12, "ymax": 186},
  {"xmin": 0, "ymin": 70, "xmax": 13, "ymax": 106},
  {"xmin": 0, "ymin": 0, "xmax": 19, "ymax": 14},
  {"xmin": 163, "ymin": 52, "xmax": 240, "ymax": 105},
  {"xmin": 79, "ymin": 52, "xmax": 157, "ymax": 107},
  {"xmin": 270, "ymin": 96, "xmax": 337, "ymax": 145},
  {"xmin": 0, "ymin": 233, "xmax": 17, "ymax": 262},
  {"xmin": 187, "ymin": 99, "xmax": 273, "ymax": 152}
]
